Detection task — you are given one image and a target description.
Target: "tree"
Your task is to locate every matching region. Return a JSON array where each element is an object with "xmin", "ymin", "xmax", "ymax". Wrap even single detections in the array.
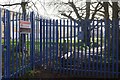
[
  {"xmin": 48, "ymin": 1, "xmax": 120, "ymax": 61},
  {"xmin": 48, "ymin": 0, "xmax": 104, "ymax": 46}
]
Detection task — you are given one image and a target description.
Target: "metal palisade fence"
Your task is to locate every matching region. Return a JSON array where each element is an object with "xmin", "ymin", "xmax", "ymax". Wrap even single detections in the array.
[
  {"xmin": 0, "ymin": 9, "xmax": 34, "ymax": 78},
  {"xmin": 38, "ymin": 19, "xmax": 119, "ymax": 78},
  {"xmin": 0, "ymin": 8, "xmax": 119, "ymax": 79}
]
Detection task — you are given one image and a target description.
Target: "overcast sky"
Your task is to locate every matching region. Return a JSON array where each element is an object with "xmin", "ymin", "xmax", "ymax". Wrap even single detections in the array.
[
  {"xmin": 0, "ymin": 0, "xmax": 119, "ymax": 19},
  {"xmin": 0, "ymin": 0, "xmax": 100, "ymax": 19},
  {"xmin": 0, "ymin": 0, "xmax": 77, "ymax": 19},
  {"xmin": 0, "ymin": 0, "xmax": 60, "ymax": 19}
]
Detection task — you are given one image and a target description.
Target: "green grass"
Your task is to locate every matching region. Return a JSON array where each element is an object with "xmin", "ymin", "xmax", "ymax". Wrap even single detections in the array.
[{"xmin": 1, "ymin": 37, "xmax": 104, "ymax": 49}]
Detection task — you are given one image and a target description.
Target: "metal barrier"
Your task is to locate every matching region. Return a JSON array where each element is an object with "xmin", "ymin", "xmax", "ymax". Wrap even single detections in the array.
[
  {"xmin": 0, "ymin": 9, "xmax": 119, "ymax": 78},
  {"xmin": 1, "ymin": 9, "xmax": 35, "ymax": 78},
  {"xmin": 0, "ymin": 8, "xmax": 2, "ymax": 80},
  {"xmin": 37, "ymin": 19, "xmax": 119, "ymax": 78}
]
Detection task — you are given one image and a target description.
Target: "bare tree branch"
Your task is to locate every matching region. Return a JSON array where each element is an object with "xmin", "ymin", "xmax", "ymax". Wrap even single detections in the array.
[
  {"xmin": 31, "ymin": 1, "xmax": 39, "ymax": 13},
  {"xmin": 96, "ymin": 13, "xmax": 105, "ymax": 17},
  {"xmin": 37, "ymin": 0, "xmax": 48, "ymax": 15},
  {"xmin": 61, "ymin": 13, "xmax": 77, "ymax": 21},
  {"xmin": 91, "ymin": 2, "xmax": 103, "ymax": 20},
  {"xmin": 68, "ymin": 2, "xmax": 82, "ymax": 20},
  {"xmin": 90, "ymin": 9, "xmax": 105, "ymax": 13},
  {"xmin": 108, "ymin": 2, "xmax": 112, "ymax": 8},
  {"xmin": 0, "ymin": 3, "xmax": 21, "ymax": 6},
  {"xmin": 76, "ymin": 7, "xmax": 86, "ymax": 11},
  {"xmin": 76, "ymin": 5, "xmax": 86, "ymax": 11}
]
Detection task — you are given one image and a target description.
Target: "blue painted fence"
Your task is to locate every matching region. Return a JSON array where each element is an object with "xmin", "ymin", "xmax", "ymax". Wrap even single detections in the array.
[
  {"xmin": 1, "ymin": 9, "xmax": 33, "ymax": 78},
  {"xmin": 0, "ymin": 9, "xmax": 119, "ymax": 79},
  {"xmin": 38, "ymin": 19, "xmax": 119, "ymax": 78}
]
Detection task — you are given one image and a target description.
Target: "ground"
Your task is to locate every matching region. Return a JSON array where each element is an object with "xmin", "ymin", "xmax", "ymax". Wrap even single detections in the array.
[{"xmin": 20, "ymin": 65, "xmax": 71, "ymax": 79}]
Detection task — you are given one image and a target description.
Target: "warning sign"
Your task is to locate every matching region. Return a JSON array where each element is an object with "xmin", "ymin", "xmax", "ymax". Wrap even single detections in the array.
[{"xmin": 19, "ymin": 20, "xmax": 31, "ymax": 34}]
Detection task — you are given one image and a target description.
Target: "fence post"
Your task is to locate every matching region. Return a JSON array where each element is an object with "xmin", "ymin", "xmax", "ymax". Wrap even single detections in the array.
[
  {"xmin": 30, "ymin": 12, "xmax": 35, "ymax": 70},
  {"xmin": 0, "ymin": 8, "xmax": 2, "ymax": 80},
  {"xmin": 40, "ymin": 19, "xmax": 42, "ymax": 65},
  {"xmin": 5, "ymin": 10, "xmax": 10, "ymax": 78}
]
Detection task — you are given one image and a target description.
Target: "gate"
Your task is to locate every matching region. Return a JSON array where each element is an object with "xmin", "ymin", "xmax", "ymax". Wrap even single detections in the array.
[
  {"xmin": 0, "ymin": 9, "xmax": 35, "ymax": 78},
  {"xmin": 0, "ymin": 9, "xmax": 119, "ymax": 79}
]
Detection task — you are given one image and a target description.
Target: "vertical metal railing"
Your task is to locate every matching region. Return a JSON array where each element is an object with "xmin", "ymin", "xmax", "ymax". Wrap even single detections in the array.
[
  {"xmin": 112, "ymin": 20, "xmax": 115, "ymax": 78},
  {"xmin": 30, "ymin": 12, "xmax": 35, "ymax": 70},
  {"xmin": 49, "ymin": 19, "xmax": 52, "ymax": 70},
  {"xmin": 96, "ymin": 19, "xmax": 99, "ymax": 77},
  {"xmin": 66, "ymin": 20, "xmax": 69, "ymax": 74},
  {"xmin": 77, "ymin": 20, "xmax": 80, "ymax": 75},
  {"xmin": 59, "ymin": 20, "xmax": 61, "ymax": 72},
  {"xmin": 6, "ymin": 10, "xmax": 10, "ymax": 78},
  {"xmin": 81, "ymin": 20, "xmax": 83, "ymax": 76},
  {"xmin": 56, "ymin": 20, "xmax": 58, "ymax": 72},
  {"xmin": 3, "ymin": 10, "xmax": 6, "ymax": 78},
  {"xmin": 84, "ymin": 20, "xmax": 86, "ymax": 76},
  {"xmin": 11, "ymin": 12, "xmax": 15, "ymax": 78},
  {"xmin": 63, "ymin": 20, "xmax": 65, "ymax": 74},
  {"xmin": 73, "ymin": 20, "xmax": 76, "ymax": 75},
  {"xmin": 15, "ymin": 13, "xmax": 19, "ymax": 78},
  {"xmin": 100, "ymin": 19, "xmax": 103, "ymax": 76},
  {"xmin": 107, "ymin": 19, "xmax": 110, "ymax": 78},
  {"xmin": 46, "ymin": 19, "xmax": 48, "ymax": 69},
  {"xmin": 104, "ymin": 19, "xmax": 107, "ymax": 78},
  {"xmin": 88, "ymin": 20, "xmax": 91, "ymax": 76},
  {"xmin": 116, "ymin": 19, "xmax": 119, "ymax": 78},
  {"xmin": 70, "ymin": 20, "xmax": 72, "ymax": 75},
  {"xmin": 0, "ymin": 8, "xmax": 2, "ymax": 80},
  {"xmin": 40, "ymin": 19, "xmax": 42, "ymax": 66}
]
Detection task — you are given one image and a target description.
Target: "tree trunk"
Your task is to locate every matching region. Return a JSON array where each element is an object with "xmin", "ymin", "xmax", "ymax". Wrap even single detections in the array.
[
  {"xmin": 103, "ymin": 2, "xmax": 109, "ymax": 57},
  {"xmin": 82, "ymin": 2, "xmax": 90, "ymax": 46}
]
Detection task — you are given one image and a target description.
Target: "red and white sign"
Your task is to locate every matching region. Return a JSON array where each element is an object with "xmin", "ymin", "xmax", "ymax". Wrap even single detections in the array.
[{"xmin": 19, "ymin": 20, "xmax": 31, "ymax": 34}]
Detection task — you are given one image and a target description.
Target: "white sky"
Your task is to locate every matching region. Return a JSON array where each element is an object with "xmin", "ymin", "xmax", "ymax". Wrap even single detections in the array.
[
  {"xmin": 0, "ymin": 0, "xmax": 77, "ymax": 19},
  {"xmin": 0, "ymin": 0, "xmax": 119, "ymax": 19},
  {"xmin": 0, "ymin": 0, "xmax": 62, "ymax": 19}
]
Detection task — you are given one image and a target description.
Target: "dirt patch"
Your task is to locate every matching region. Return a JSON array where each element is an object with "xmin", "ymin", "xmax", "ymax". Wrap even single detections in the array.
[{"xmin": 19, "ymin": 65, "xmax": 71, "ymax": 79}]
